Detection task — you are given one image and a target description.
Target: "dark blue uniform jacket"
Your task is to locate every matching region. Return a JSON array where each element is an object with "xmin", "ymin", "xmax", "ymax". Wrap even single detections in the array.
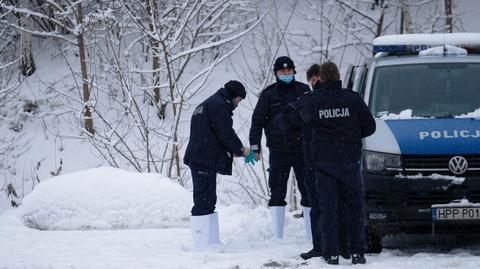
[
  {"xmin": 301, "ymin": 81, "xmax": 325, "ymax": 168},
  {"xmin": 184, "ymin": 88, "xmax": 243, "ymax": 175},
  {"xmin": 277, "ymin": 80, "xmax": 376, "ymax": 164},
  {"xmin": 249, "ymin": 80, "xmax": 310, "ymax": 153}
]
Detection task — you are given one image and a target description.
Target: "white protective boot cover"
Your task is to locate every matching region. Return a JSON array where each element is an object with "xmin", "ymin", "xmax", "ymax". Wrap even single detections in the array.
[
  {"xmin": 191, "ymin": 214, "xmax": 210, "ymax": 250},
  {"xmin": 270, "ymin": 206, "xmax": 286, "ymax": 239},
  {"xmin": 208, "ymin": 212, "xmax": 222, "ymax": 245},
  {"xmin": 303, "ymin": 207, "xmax": 312, "ymax": 241}
]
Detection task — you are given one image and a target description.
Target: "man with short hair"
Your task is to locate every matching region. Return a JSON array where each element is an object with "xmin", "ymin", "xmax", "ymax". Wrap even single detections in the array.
[
  {"xmin": 249, "ymin": 56, "xmax": 311, "ymax": 239},
  {"xmin": 299, "ymin": 64, "xmax": 351, "ymax": 261},
  {"xmin": 275, "ymin": 62, "xmax": 376, "ymax": 265},
  {"xmin": 184, "ymin": 80, "xmax": 251, "ymax": 250},
  {"xmin": 298, "ymin": 64, "xmax": 322, "ymax": 259}
]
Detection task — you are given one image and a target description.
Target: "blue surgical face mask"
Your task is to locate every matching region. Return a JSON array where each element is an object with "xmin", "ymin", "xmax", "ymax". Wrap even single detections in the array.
[{"xmin": 278, "ymin": 74, "xmax": 294, "ymax": 84}]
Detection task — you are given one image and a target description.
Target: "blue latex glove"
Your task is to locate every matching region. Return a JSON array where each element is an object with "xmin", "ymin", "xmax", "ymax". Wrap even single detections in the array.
[{"xmin": 245, "ymin": 151, "xmax": 257, "ymax": 165}]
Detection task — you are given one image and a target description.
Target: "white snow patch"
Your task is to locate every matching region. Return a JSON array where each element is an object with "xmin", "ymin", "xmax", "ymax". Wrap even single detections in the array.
[
  {"xmin": 2, "ymin": 169, "xmax": 480, "ymax": 268},
  {"xmin": 373, "ymin": 33, "xmax": 480, "ymax": 46},
  {"xmin": 419, "ymin": 45, "xmax": 468, "ymax": 56},
  {"xmin": 456, "ymin": 108, "xmax": 480, "ymax": 119},
  {"xmin": 432, "ymin": 198, "xmax": 480, "ymax": 208},
  {"xmin": 396, "ymin": 173, "xmax": 465, "ymax": 185},
  {"xmin": 380, "ymin": 109, "xmax": 422, "ymax": 120},
  {"xmin": 15, "ymin": 167, "xmax": 192, "ymax": 230}
]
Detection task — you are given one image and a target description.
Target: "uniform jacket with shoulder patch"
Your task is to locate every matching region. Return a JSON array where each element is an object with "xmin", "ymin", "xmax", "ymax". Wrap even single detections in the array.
[{"xmin": 184, "ymin": 88, "xmax": 243, "ymax": 175}]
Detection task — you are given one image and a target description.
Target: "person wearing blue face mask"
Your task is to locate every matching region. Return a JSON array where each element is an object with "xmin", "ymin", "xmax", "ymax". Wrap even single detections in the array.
[{"xmin": 249, "ymin": 56, "xmax": 311, "ymax": 240}]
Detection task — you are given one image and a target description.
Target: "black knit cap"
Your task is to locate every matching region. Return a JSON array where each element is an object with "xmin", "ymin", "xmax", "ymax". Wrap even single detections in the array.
[
  {"xmin": 273, "ymin": 56, "xmax": 296, "ymax": 73},
  {"xmin": 224, "ymin": 80, "xmax": 246, "ymax": 99}
]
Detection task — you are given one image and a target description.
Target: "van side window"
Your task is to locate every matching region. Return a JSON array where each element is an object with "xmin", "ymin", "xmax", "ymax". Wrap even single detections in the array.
[{"xmin": 358, "ymin": 66, "xmax": 368, "ymax": 97}]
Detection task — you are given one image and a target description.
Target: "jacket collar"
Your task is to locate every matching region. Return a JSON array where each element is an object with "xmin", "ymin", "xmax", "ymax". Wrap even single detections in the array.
[
  {"xmin": 312, "ymin": 81, "xmax": 325, "ymax": 91},
  {"xmin": 323, "ymin": 80, "xmax": 342, "ymax": 90},
  {"xmin": 216, "ymin": 88, "xmax": 235, "ymax": 110}
]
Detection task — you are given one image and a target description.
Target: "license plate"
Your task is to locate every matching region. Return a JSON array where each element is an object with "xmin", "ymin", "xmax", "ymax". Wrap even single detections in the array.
[{"xmin": 432, "ymin": 207, "xmax": 480, "ymax": 221}]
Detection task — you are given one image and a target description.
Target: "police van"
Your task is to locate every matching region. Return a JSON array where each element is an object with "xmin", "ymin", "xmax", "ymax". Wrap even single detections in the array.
[{"xmin": 344, "ymin": 33, "xmax": 480, "ymax": 252}]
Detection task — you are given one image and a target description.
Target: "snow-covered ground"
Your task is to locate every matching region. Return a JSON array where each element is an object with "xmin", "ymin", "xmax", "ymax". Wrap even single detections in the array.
[{"xmin": 1, "ymin": 168, "xmax": 480, "ymax": 269}]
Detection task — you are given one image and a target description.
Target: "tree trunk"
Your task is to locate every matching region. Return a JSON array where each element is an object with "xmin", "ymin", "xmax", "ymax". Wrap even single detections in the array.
[
  {"xmin": 400, "ymin": 1, "xmax": 412, "ymax": 34},
  {"xmin": 145, "ymin": 0, "xmax": 164, "ymax": 117},
  {"xmin": 445, "ymin": 0, "xmax": 453, "ymax": 33},
  {"xmin": 20, "ymin": 0, "xmax": 35, "ymax": 76},
  {"xmin": 376, "ymin": 9, "xmax": 385, "ymax": 37},
  {"xmin": 76, "ymin": 3, "xmax": 94, "ymax": 135}
]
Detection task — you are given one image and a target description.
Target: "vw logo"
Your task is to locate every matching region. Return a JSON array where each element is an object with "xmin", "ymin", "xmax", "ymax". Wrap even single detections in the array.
[{"xmin": 448, "ymin": 156, "xmax": 468, "ymax": 175}]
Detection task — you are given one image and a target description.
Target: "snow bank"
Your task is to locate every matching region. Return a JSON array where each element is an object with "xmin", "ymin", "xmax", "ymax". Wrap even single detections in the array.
[
  {"xmin": 219, "ymin": 204, "xmax": 304, "ymax": 247},
  {"xmin": 15, "ymin": 167, "xmax": 192, "ymax": 230}
]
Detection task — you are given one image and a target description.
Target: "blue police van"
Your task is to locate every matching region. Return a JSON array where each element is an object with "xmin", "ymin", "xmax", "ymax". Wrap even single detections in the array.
[{"xmin": 344, "ymin": 33, "xmax": 480, "ymax": 252}]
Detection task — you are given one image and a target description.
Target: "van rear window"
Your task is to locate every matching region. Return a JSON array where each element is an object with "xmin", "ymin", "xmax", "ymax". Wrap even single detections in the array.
[{"xmin": 370, "ymin": 63, "xmax": 480, "ymax": 118}]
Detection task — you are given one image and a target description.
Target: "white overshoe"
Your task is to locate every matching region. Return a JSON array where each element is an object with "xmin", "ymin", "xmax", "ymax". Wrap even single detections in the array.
[
  {"xmin": 303, "ymin": 207, "xmax": 312, "ymax": 241},
  {"xmin": 270, "ymin": 206, "xmax": 286, "ymax": 240}
]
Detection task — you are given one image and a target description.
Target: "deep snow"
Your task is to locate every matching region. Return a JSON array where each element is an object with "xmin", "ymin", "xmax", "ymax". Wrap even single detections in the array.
[{"xmin": 1, "ymin": 168, "xmax": 480, "ymax": 269}]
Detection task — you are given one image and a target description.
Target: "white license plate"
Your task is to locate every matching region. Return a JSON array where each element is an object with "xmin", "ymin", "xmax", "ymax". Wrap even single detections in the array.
[{"xmin": 432, "ymin": 207, "xmax": 480, "ymax": 221}]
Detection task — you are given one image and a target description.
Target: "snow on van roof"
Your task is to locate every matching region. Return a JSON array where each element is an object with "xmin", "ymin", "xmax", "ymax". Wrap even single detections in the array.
[
  {"xmin": 373, "ymin": 33, "xmax": 480, "ymax": 46},
  {"xmin": 373, "ymin": 33, "xmax": 480, "ymax": 55},
  {"xmin": 418, "ymin": 45, "xmax": 467, "ymax": 56}
]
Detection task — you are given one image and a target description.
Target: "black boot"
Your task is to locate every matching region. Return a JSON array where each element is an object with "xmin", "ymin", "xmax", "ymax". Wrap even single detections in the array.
[
  {"xmin": 352, "ymin": 254, "xmax": 366, "ymax": 264},
  {"xmin": 300, "ymin": 249, "xmax": 322, "ymax": 260},
  {"xmin": 323, "ymin": 255, "xmax": 339, "ymax": 265}
]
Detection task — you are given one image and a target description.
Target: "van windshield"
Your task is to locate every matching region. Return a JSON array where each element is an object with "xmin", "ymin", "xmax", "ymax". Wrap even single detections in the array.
[{"xmin": 370, "ymin": 63, "xmax": 480, "ymax": 118}]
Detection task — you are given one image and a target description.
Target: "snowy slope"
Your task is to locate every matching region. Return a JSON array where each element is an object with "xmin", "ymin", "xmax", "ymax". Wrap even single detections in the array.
[{"xmin": 1, "ymin": 168, "xmax": 480, "ymax": 269}]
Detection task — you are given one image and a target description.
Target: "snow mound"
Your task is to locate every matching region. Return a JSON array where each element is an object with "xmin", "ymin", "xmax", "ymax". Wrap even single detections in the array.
[
  {"xmin": 16, "ymin": 167, "xmax": 192, "ymax": 230},
  {"xmin": 219, "ymin": 204, "xmax": 304, "ymax": 246}
]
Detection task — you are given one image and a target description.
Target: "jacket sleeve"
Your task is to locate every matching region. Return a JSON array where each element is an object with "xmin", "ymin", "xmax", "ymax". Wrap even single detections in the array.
[
  {"xmin": 357, "ymin": 98, "xmax": 376, "ymax": 138},
  {"xmin": 249, "ymin": 92, "xmax": 269, "ymax": 153},
  {"xmin": 209, "ymin": 104, "xmax": 244, "ymax": 156}
]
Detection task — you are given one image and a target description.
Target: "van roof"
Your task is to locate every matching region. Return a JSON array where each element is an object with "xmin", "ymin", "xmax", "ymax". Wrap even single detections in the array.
[
  {"xmin": 373, "ymin": 54, "xmax": 480, "ymax": 67},
  {"xmin": 373, "ymin": 33, "xmax": 480, "ymax": 56}
]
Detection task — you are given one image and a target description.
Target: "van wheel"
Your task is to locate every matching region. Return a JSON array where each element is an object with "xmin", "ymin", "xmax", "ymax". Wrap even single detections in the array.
[{"xmin": 366, "ymin": 225, "xmax": 383, "ymax": 253}]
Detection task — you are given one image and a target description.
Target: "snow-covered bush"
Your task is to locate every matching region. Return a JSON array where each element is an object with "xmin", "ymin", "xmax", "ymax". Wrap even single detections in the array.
[{"xmin": 16, "ymin": 167, "xmax": 192, "ymax": 230}]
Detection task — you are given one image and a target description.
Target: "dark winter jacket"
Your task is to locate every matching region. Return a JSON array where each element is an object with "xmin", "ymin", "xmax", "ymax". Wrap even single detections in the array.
[
  {"xmin": 276, "ymin": 80, "xmax": 376, "ymax": 164},
  {"xmin": 184, "ymin": 88, "xmax": 244, "ymax": 175},
  {"xmin": 249, "ymin": 79, "xmax": 310, "ymax": 153},
  {"xmin": 301, "ymin": 81, "xmax": 324, "ymax": 168}
]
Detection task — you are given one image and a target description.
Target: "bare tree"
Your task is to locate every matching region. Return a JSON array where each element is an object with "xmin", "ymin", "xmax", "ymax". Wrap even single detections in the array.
[
  {"xmin": 19, "ymin": 0, "xmax": 35, "ymax": 76},
  {"xmin": 0, "ymin": 0, "xmax": 95, "ymax": 134},
  {"xmin": 445, "ymin": 0, "xmax": 453, "ymax": 33},
  {"xmin": 400, "ymin": 0, "xmax": 412, "ymax": 34},
  {"xmin": 52, "ymin": 0, "xmax": 272, "ymax": 183}
]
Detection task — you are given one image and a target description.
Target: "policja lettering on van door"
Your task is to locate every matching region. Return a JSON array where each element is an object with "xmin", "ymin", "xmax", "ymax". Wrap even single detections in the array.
[
  {"xmin": 318, "ymin": 108, "xmax": 350, "ymax": 119},
  {"xmin": 419, "ymin": 130, "xmax": 480, "ymax": 140}
]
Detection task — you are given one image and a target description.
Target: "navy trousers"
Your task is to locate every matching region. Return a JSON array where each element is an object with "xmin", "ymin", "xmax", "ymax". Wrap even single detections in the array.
[
  {"xmin": 315, "ymin": 161, "xmax": 366, "ymax": 256},
  {"xmin": 190, "ymin": 166, "xmax": 217, "ymax": 216},
  {"xmin": 304, "ymin": 167, "xmax": 322, "ymax": 251},
  {"xmin": 268, "ymin": 151, "xmax": 310, "ymax": 207}
]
